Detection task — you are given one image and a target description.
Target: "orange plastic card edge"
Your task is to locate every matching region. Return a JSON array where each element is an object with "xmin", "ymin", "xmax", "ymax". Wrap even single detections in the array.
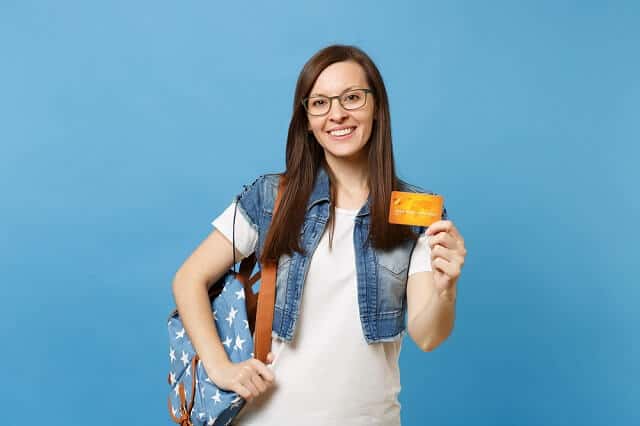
[{"xmin": 388, "ymin": 191, "xmax": 443, "ymax": 227}]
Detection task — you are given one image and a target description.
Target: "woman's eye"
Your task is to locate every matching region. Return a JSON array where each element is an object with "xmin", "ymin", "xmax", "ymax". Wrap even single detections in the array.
[
  {"xmin": 312, "ymin": 99, "xmax": 325, "ymax": 107},
  {"xmin": 346, "ymin": 94, "xmax": 360, "ymax": 101}
]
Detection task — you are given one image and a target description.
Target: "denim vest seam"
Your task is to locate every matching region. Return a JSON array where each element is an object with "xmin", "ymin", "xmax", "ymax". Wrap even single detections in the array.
[
  {"xmin": 233, "ymin": 195, "xmax": 259, "ymax": 237},
  {"xmin": 285, "ymin": 213, "xmax": 326, "ymax": 340}
]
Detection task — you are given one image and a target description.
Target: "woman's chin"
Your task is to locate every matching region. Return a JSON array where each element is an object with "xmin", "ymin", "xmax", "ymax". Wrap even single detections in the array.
[{"xmin": 322, "ymin": 144, "xmax": 368, "ymax": 162}]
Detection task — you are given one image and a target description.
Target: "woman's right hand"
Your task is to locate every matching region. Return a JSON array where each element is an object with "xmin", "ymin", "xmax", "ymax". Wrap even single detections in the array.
[{"xmin": 205, "ymin": 352, "xmax": 276, "ymax": 402}]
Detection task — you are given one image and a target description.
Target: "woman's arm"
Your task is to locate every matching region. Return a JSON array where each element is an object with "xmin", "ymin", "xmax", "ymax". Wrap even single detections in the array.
[
  {"xmin": 172, "ymin": 227, "xmax": 276, "ymax": 401},
  {"xmin": 171, "ymin": 229, "xmax": 245, "ymax": 374},
  {"xmin": 406, "ymin": 272, "xmax": 457, "ymax": 352},
  {"xmin": 406, "ymin": 219, "xmax": 466, "ymax": 351}
]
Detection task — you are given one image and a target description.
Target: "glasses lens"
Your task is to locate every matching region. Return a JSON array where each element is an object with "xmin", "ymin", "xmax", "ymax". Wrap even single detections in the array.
[
  {"xmin": 307, "ymin": 96, "xmax": 330, "ymax": 115},
  {"xmin": 341, "ymin": 89, "xmax": 366, "ymax": 110}
]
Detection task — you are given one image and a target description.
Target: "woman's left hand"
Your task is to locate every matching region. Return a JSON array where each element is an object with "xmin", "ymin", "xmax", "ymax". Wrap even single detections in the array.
[{"xmin": 425, "ymin": 220, "xmax": 467, "ymax": 300}]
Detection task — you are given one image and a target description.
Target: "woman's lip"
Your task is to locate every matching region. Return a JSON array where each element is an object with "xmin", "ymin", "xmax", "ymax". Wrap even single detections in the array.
[
  {"xmin": 327, "ymin": 126, "xmax": 357, "ymax": 140},
  {"xmin": 326, "ymin": 126, "xmax": 357, "ymax": 134}
]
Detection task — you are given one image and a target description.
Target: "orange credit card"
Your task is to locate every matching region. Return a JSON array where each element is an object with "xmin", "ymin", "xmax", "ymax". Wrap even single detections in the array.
[{"xmin": 388, "ymin": 191, "xmax": 443, "ymax": 227}]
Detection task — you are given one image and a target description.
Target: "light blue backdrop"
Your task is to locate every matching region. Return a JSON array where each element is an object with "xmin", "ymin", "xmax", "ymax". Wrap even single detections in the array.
[{"xmin": 1, "ymin": 1, "xmax": 637, "ymax": 425}]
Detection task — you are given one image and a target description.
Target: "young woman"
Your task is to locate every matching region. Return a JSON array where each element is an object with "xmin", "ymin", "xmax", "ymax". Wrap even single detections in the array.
[{"xmin": 172, "ymin": 44, "xmax": 467, "ymax": 425}]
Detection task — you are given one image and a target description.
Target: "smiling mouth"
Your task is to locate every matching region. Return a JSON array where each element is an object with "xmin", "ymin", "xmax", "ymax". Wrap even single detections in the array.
[{"xmin": 328, "ymin": 126, "xmax": 356, "ymax": 137}]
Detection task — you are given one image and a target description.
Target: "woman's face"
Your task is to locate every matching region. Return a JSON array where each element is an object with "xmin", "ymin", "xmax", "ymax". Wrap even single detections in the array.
[{"xmin": 306, "ymin": 61, "xmax": 375, "ymax": 163}]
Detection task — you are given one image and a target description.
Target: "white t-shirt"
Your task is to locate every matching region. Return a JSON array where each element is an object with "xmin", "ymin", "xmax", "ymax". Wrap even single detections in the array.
[{"xmin": 211, "ymin": 201, "xmax": 432, "ymax": 425}]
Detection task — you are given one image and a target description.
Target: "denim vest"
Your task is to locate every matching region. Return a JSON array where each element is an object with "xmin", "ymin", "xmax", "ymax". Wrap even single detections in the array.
[{"xmin": 234, "ymin": 165, "xmax": 448, "ymax": 344}]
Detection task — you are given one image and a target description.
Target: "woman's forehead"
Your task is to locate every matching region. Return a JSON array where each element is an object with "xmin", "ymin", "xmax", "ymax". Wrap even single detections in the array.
[{"xmin": 310, "ymin": 61, "xmax": 367, "ymax": 96}]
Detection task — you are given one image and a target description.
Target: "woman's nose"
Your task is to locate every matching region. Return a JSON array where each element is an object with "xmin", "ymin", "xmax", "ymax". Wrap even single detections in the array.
[{"xmin": 327, "ymin": 98, "xmax": 348, "ymax": 121}]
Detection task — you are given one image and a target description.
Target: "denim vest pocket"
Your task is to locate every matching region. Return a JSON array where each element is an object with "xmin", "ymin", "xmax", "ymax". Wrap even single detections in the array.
[
  {"xmin": 377, "ymin": 249, "xmax": 409, "ymax": 275},
  {"xmin": 375, "ymin": 241, "xmax": 414, "ymax": 314}
]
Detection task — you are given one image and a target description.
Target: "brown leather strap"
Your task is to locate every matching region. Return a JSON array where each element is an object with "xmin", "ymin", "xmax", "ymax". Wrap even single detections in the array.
[
  {"xmin": 168, "ymin": 354, "xmax": 199, "ymax": 425},
  {"xmin": 253, "ymin": 176, "xmax": 285, "ymax": 362},
  {"xmin": 167, "ymin": 176, "xmax": 286, "ymax": 424}
]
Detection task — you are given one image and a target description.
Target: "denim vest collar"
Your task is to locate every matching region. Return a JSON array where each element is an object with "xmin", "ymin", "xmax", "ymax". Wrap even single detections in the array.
[{"xmin": 306, "ymin": 163, "xmax": 371, "ymax": 217}]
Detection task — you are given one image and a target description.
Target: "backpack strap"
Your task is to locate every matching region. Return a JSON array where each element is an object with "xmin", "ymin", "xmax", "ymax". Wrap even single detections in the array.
[
  {"xmin": 205, "ymin": 174, "xmax": 285, "ymax": 362},
  {"xmin": 252, "ymin": 175, "xmax": 285, "ymax": 363}
]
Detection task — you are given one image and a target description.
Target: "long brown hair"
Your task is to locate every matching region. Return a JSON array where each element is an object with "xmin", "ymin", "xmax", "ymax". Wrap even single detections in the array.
[{"xmin": 260, "ymin": 44, "xmax": 419, "ymax": 264}]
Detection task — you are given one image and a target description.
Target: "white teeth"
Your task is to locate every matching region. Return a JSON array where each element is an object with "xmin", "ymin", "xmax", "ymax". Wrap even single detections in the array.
[{"xmin": 330, "ymin": 127, "xmax": 355, "ymax": 136}]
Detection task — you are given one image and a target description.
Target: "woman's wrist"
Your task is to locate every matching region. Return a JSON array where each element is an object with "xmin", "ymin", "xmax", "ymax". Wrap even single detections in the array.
[{"xmin": 202, "ymin": 355, "xmax": 231, "ymax": 382}]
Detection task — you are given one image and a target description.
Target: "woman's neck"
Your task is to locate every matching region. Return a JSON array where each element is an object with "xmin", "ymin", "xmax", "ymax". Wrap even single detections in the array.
[{"xmin": 323, "ymin": 154, "xmax": 370, "ymax": 210}]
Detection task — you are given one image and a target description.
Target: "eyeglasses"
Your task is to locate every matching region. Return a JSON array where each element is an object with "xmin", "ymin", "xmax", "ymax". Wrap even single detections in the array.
[{"xmin": 302, "ymin": 88, "xmax": 373, "ymax": 116}]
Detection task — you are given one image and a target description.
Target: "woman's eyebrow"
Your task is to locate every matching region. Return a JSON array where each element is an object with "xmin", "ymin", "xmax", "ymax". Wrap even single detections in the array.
[{"xmin": 309, "ymin": 85, "xmax": 361, "ymax": 97}]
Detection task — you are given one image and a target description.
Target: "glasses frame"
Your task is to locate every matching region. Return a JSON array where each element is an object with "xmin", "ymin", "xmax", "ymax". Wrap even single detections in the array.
[{"xmin": 302, "ymin": 88, "xmax": 373, "ymax": 116}]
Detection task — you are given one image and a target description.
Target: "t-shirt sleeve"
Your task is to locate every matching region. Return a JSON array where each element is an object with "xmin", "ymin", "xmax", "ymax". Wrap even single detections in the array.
[
  {"xmin": 408, "ymin": 230, "xmax": 432, "ymax": 276},
  {"xmin": 211, "ymin": 200, "xmax": 259, "ymax": 260}
]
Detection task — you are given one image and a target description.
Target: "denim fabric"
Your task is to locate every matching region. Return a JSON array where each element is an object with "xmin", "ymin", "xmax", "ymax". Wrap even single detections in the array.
[
  {"xmin": 168, "ymin": 277, "xmax": 253, "ymax": 425},
  {"xmin": 234, "ymin": 164, "xmax": 448, "ymax": 344}
]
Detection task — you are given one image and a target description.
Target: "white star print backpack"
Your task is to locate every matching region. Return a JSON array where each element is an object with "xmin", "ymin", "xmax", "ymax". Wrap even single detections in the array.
[{"xmin": 167, "ymin": 178, "xmax": 285, "ymax": 426}]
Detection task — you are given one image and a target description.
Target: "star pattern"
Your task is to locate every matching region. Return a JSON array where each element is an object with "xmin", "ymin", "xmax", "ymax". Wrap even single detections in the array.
[
  {"xmin": 168, "ymin": 277, "xmax": 253, "ymax": 424},
  {"xmin": 225, "ymin": 306, "xmax": 238, "ymax": 326},
  {"xmin": 230, "ymin": 396, "xmax": 242, "ymax": 409},
  {"xmin": 222, "ymin": 336, "xmax": 232, "ymax": 348},
  {"xmin": 180, "ymin": 351, "xmax": 189, "ymax": 367},
  {"xmin": 235, "ymin": 289, "xmax": 245, "ymax": 300},
  {"xmin": 234, "ymin": 334, "xmax": 246, "ymax": 351}
]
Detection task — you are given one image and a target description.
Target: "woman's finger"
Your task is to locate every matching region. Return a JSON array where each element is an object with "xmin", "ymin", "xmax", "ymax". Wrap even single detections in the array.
[
  {"xmin": 238, "ymin": 365, "xmax": 259, "ymax": 396},
  {"xmin": 242, "ymin": 376, "xmax": 259, "ymax": 397},
  {"xmin": 249, "ymin": 371, "xmax": 268, "ymax": 393},
  {"xmin": 251, "ymin": 358, "xmax": 275, "ymax": 383},
  {"xmin": 432, "ymin": 257, "xmax": 461, "ymax": 278},
  {"xmin": 234, "ymin": 383, "xmax": 253, "ymax": 401},
  {"xmin": 427, "ymin": 232, "xmax": 457, "ymax": 250},
  {"xmin": 431, "ymin": 245, "xmax": 454, "ymax": 262}
]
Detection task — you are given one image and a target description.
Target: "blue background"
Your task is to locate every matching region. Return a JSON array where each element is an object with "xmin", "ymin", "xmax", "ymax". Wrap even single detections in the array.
[{"xmin": 1, "ymin": 1, "xmax": 637, "ymax": 425}]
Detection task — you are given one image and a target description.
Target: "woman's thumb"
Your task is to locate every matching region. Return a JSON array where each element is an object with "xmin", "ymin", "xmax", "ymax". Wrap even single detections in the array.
[{"xmin": 266, "ymin": 352, "xmax": 274, "ymax": 364}]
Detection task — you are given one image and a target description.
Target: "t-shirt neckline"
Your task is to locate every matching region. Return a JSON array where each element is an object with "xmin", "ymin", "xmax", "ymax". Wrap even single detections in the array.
[{"xmin": 334, "ymin": 206, "xmax": 359, "ymax": 215}]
